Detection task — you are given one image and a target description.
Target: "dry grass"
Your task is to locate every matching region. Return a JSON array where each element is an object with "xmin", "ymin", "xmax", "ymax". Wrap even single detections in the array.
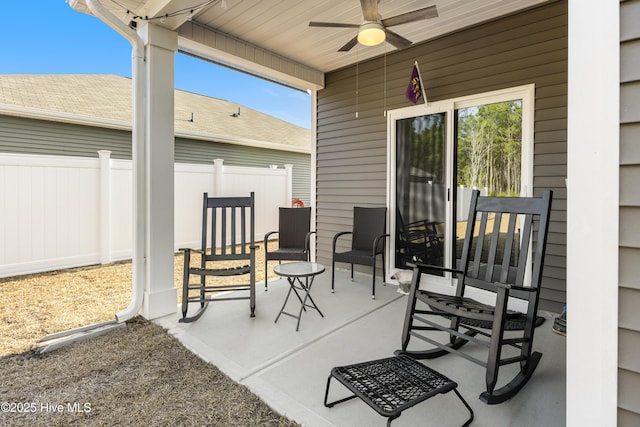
[
  {"xmin": 0, "ymin": 241, "xmax": 280, "ymax": 357},
  {"xmin": 0, "ymin": 317, "xmax": 298, "ymax": 427},
  {"xmin": 0, "ymin": 241, "xmax": 298, "ymax": 426}
]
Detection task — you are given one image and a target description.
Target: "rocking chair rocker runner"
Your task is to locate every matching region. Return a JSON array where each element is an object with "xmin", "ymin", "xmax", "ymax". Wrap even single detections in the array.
[
  {"xmin": 180, "ymin": 192, "xmax": 257, "ymax": 323},
  {"xmin": 397, "ymin": 189, "xmax": 553, "ymax": 404}
]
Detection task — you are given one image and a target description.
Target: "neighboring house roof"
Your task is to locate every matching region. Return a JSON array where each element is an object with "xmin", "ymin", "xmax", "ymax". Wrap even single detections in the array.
[{"xmin": 0, "ymin": 74, "xmax": 310, "ymax": 154}]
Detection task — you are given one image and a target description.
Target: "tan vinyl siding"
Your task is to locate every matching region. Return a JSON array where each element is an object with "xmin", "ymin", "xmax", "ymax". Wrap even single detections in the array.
[
  {"xmin": 619, "ymin": 0, "xmax": 640, "ymax": 421},
  {"xmin": 316, "ymin": 1, "xmax": 567, "ymax": 311},
  {"xmin": 619, "ymin": 408, "xmax": 640, "ymax": 427},
  {"xmin": 176, "ymin": 137, "xmax": 311, "ymax": 205},
  {"xmin": 0, "ymin": 116, "xmax": 311, "ymax": 204}
]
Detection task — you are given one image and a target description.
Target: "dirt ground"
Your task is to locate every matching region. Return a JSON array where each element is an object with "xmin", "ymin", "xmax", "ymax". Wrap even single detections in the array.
[{"xmin": 0, "ymin": 241, "xmax": 300, "ymax": 426}]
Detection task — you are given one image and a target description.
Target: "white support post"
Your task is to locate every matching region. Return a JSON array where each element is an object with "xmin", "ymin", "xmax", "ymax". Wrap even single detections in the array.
[
  {"xmin": 567, "ymin": 1, "xmax": 619, "ymax": 426},
  {"xmin": 285, "ymin": 164, "xmax": 293, "ymax": 207},
  {"xmin": 98, "ymin": 150, "xmax": 112, "ymax": 265},
  {"xmin": 139, "ymin": 23, "xmax": 178, "ymax": 319}
]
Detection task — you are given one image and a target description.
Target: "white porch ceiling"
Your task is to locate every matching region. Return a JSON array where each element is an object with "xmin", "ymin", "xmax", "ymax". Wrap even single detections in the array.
[{"xmin": 73, "ymin": 0, "xmax": 551, "ymax": 87}]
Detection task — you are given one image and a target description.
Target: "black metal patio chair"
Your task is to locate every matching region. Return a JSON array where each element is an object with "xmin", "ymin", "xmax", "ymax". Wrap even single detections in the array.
[
  {"xmin": 179, "ymin": 192, "xmax": 257, "ymax": 323},
  {"xmin": 331, "ymin": 206, "xmax": 389, "ymax": 299},
  {"xmin": 264, "ymin": 207, "xmax": 315, "ymax": 290},
  {"xmin": 397, "ymin": 189, "xmax": 553, "ymax": 404}
]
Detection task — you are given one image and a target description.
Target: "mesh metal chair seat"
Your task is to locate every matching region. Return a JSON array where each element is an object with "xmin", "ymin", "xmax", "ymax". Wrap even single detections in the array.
[{"xmin": 324, "ymin": 355, "xmax": 474, "ymax": 426}]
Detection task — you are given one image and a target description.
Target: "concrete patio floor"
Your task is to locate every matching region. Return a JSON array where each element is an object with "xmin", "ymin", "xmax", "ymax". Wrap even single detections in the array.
[{"xmin": 155, "ymin": 268, "xmax": 566, "ymax": 427}]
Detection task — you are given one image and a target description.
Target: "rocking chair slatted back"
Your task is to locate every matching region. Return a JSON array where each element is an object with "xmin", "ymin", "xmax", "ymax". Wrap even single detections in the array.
[
  {"xmin": 202, "ymin": 194, "xmax": 255, "ymax": 262},
  {"xmin": 459, "ymin": 190, "xmax": 551, "ymax": 301}
]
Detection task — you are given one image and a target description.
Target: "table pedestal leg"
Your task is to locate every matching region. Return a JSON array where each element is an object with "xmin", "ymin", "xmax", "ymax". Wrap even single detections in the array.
[{"xmin": 275, "ymin": 275, "xmax": 324, "ymax": 331}]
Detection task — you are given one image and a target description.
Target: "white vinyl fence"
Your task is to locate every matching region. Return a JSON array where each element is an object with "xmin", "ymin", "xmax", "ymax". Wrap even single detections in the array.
[
  {"xmin": 0, "ymin": 152, "xmax": 292, "ymax": 278},
  {"xmin": 457, "ymin": 185, "xmax": 488, "ymax": 219}
]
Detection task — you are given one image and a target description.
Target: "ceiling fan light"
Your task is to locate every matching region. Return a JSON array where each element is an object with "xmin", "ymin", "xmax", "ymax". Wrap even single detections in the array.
[{"xmin": 357, "ymin": 22, "xmax": 386, "ymax": 46}]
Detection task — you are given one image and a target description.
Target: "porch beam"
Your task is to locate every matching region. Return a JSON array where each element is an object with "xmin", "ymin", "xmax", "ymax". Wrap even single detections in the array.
[{"xmin": 177, "ymin": 22, "xmax": 324, "ymax": 91}]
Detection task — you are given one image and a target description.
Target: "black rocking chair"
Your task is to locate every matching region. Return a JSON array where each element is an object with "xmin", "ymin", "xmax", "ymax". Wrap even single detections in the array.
[
  {"xmin": 331, "ymin": 206, "xmax": 389, "ymax": 299},
  {"xmin": 180, "ymin": 192, "xmax": 257, "ymax": 323},
  {"xmin": 396, "ymin": 210, "xmax": 444, "ymax": 268},
  {"xmin": 264, "ymin": 207, "xmax": 315, "ymax": 290},
  {"xmin": 397, "ymin": 189, "xmax": 553, "ymax": 404}
]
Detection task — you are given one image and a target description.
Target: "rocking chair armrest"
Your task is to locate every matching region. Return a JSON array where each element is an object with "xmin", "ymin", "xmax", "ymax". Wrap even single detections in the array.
[
  {"xmin": 408, "ymin": 261, "xmax": 463, "ymax": 275},
  {"xmin": 179, "ymin": 247, "xmax": 203, "ymax": 254},
  {"xmin": 179, "ymin": 247, "xmax": 202, "ymax": 271},
  {"xmin": 495, "ymin": 283, "xmax": 537, "ymax": 292}
]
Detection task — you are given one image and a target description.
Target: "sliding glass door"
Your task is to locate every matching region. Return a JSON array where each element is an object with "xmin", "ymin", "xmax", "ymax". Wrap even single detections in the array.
[
  {"xmin": 394, "ymin": 109, "xmax": 450, "ymax": 271},
  {"xmin": 389, "ymin": 101, "xmax": 454, "ymax": 277},
  {"xmin": 388, "ymin": 86, "xmax": 533, "ymax": 285}
]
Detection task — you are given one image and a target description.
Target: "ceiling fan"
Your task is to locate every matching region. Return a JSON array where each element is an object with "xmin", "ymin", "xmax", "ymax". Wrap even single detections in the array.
[{"xmin": 309, "ymin": 0, "xmax": 438, "ymax": 52}]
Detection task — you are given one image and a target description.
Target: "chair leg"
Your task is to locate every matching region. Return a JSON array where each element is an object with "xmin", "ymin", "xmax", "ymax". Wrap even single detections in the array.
[
  {"xmin": 264, "ymin": 256, "xmax": 268, "ymax": 291},
  {"xmin": 181, "ymin": 250, "xmax": 191, "ymax": 320},
  {"xmin": 250, "ymin": 250, "xmax": 256, "ymax": 317},
  {"xmin": 199, "ymin": 275, "xmax": 206, "ymax": 309},
  {"xmin": 453, "ymin": 388, "xmax": 475, "ymax": 426},
  {"xmin": 324, "ymin": 375, "xmax": 358, "ymax": 408},
  {"xmin": 485, "ymin": 286, "xmax": 509, "ymax": 395},
  {"xmin": 478, "ymin": 285, "xmax": 544, "ymax": 404},
  {"xmin": 331, "ymin": 258, "xmax": 336, "ymax": 293},
  {"xmin": 371, "ymin": 263, "xmax": 376, "ymax": 300},
  {"xmin": 382, "ymin": 251, "xmax": 386, "ymax": 285},
  {"xmin": 398, "ymin": 265, "xmax": 420, "ymax": 352},
  {"xmin": 479, "ymin": 351, "xmax": 542, "ymax": 404}
]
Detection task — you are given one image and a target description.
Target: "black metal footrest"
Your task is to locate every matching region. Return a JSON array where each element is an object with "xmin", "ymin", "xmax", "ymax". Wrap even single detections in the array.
[{"xmin": 325, "ymin": 355, "xmax": 473, "ymax": 426}]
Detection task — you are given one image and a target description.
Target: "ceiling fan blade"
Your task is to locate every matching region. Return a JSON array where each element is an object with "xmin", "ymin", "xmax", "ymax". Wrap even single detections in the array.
[
  {"xmin": 338, "ymin": 36, "xmax": 360, "ymax": 52},
  {"xmin": 360, "ymin": 0, "xmax": 379, "ymax": 21},
  {"xmin": 384, "ymin": 29, "xmax": 412, "ymax": 49},
  {"xmin": 309, "ymin": 21, "xmax": 359, "ymax": 28},
  {"xmin": 382, "ymin": 5, "xmax": 438, "ymax": 27}
]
